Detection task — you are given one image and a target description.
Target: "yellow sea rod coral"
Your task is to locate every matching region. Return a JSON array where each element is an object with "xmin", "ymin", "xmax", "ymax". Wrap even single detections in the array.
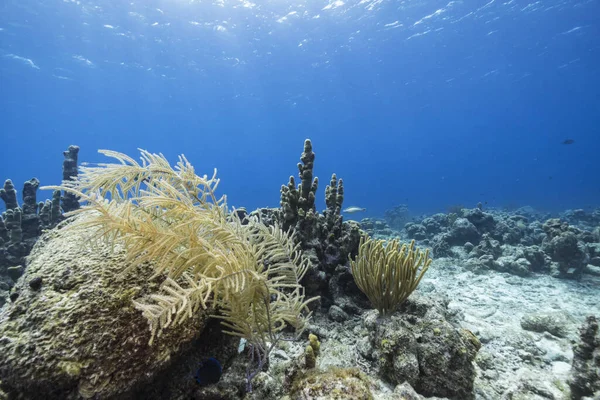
[{"xmin": 350, "ymin": 236, "xmax": 432, "ymax": 317}]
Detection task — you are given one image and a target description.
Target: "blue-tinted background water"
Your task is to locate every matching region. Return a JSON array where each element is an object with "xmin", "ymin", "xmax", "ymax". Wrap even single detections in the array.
[{"xmin": 1, "ymin": 0, "xmax": 599, "ymax": 217}]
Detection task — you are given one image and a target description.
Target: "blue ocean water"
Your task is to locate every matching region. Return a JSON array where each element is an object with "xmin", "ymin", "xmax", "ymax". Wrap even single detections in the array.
[{"xmin": 1, "ymin": 0, "xmax": 598, "ymax": 217}]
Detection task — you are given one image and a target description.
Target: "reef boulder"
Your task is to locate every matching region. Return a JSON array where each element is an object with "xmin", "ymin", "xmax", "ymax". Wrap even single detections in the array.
[
  {"xmin": 541, "ymin": 220, "xmax": 589, "ymax": 279},
  {"xmin": 0, "ymin": 223, "xmax": 209, "ymax": 399},
  {"xmin": 359, "ymin": 295, "xmax": 480, "ymax": 400}
]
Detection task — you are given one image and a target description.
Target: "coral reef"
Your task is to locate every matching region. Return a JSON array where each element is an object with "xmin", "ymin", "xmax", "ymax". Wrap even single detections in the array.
[
  {"xmin": 384, "ymin": 204, "xmax": 599, "ymax": 281},
  {"xmin": 384, "ymin": 204, "xmax": 410, "ymax": 231},
  {"xmin": 3, "ymin": 139, "xmax": 599, "ymax": 400},
  {"xmin": 0, "ymin": 146, "xmax": 79, "ymax": 306},
  {"xmin": 0, "ymin": 146, "xmax": 79, "ymax": 264},
  {"xmin": 354, "ymin": 203, "xmax": 600, "ymax": 397},
  {"xmin": 541, "ymin": 218, "xmax": 590, "ymax": 279},
  {"xmin": 359, "ymin": 217, "xmax": 394, "ymax": 239},
  {"xmin": 0, "ymin": 179, "xmax": 43, "ymax": 268},
  {"xmin": 561, "ymin": 208, "xmax": 600, "ymax": 231}
]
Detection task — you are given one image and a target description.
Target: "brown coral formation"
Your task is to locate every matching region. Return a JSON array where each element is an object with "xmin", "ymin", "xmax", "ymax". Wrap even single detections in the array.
[{"xmin": 0, "ymin": 223, "xmax": 208, "ymax": 399}]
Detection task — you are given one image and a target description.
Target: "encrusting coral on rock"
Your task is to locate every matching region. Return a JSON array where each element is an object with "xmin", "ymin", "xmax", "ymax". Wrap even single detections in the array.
[
  {"xmin": 288, "ymin": 367, "xmax": 375, "ymax": 400},
  {"xmin": 357, "ymin": 294, "xmax": 480, "ymax": 400}
]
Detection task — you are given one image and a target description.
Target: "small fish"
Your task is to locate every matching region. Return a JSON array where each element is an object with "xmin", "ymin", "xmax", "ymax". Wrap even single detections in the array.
[
  {"xmin": 562, "ymin": 139, "xmax": 575, "ymax": 145},
  {"xmin": 195, "ymin": 357, "xmax": 222, "ymax": 386},
  {"xmin": 342, "ymin": 206, "xmax": 366, "ymax": 214}
]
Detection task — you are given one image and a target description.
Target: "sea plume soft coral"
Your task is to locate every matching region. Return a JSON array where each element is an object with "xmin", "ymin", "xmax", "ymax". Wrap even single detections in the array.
[{"xmin": 43, "ymin": 149, "xmax": 318, "ymax": 391}]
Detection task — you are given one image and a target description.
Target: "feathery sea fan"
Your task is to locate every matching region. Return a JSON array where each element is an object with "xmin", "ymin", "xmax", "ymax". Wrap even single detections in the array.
[{"xmin": 43, "ymin": 149, "xmax": 318, "ymax": 390}]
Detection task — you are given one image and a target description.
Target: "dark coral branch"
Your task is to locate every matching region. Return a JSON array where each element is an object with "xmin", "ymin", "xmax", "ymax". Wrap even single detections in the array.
[
  {"xmin": 61, "ymin": 145, "xmax": 80, "ymax": 213},
  {"xmin": 0, "ymin": 180, "xmax": 18, "ymax": 211}
]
